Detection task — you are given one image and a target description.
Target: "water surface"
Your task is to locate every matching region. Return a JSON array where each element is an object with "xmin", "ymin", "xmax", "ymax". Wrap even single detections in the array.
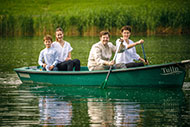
[{"xmin": 0, "ymin": 83, "xmax": 190, "ymax": 126}]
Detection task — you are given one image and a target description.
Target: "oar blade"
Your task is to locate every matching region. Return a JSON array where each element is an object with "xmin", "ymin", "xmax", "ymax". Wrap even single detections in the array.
[{"xmin": 100, "ymin": 79, "xmax": 107, "ymax": 89}]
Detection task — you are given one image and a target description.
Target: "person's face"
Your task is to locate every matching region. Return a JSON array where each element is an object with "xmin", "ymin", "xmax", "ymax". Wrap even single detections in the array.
[
  {"xmin": 44, "ymin": 39, "xmax": 52, "ymax": 48},
  {"xmin": 122, "ymin": 30, "xmax": 131, "ymax": 40},
  {"xmin": 100, "ymin": 34, "xmax": 109, "ymax": 45},
  {"xmin": 56, "ymin": 31, "xmax": 64, "ymax": 41}
]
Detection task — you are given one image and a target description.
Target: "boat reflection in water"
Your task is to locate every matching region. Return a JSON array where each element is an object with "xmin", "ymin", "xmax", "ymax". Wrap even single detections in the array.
[
  {"xmin": 39, "ymin": 96, "xmax": 72, "ymax": 126},
  {"xmin": 20, "ymin": 84, "xmax": 186, "ymax": 126}
]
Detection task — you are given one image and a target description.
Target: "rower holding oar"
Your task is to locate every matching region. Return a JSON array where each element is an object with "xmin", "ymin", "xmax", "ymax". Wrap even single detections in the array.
[
  {"xmin": 87, "ymin": 31, "xmax": 125, "ymax": 71},
  {"xmin": 116, "ymin": 25, "xmax": 148, "ymax": 68}
]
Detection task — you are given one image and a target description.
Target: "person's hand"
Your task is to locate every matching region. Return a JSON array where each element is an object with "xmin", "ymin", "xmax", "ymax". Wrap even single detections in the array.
[
  {"xmin": 42, "ymin": 64, "xmax": 47, "ymax": 68},
  {"xmin": 136, "ymin": 39, "xmax": 144, "ymax": 45},
  {"xmin": 107, "ymin": 60, "xmax": 115, "ymax": 66},
  {"xmin": 139, "ymin": 57, "xmax": 148, "ymax": 65},
  {"xmin": 119, "ymin": 37, "xmax": 124, "ymax": 43},
  {"xmin": 139, "ymin": 39, "xmax": 144, "ymax": 44},
  {"xmin": 144, "ymin": 60, "xmax": 149, "ymax": 65},
  {"xmin": 142, "ymin": 58, "xmax": 148, "ymax": 65},
  {"xmin": 65, "ymin": 57, "xmax": 71, "ymax": 61},
  {"xmin": 49, "ymin": 65, "xmax": 54, "ymax": 70}
]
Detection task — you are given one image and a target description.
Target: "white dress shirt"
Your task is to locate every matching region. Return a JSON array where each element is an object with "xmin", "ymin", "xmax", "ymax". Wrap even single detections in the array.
[
  {"xmin": 38, "ymin": 47, "xmax": 59, "ymax": 71},
  {"xmin": 51, "ymin": 41, "xmax": 73, "ymax": 62},
  {"xmin": 116, "ymin": 39, "xmax": 140, "ymax": 64}
]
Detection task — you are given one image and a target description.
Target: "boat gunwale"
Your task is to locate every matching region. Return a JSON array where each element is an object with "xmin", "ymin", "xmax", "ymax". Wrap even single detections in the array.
[{"xmin": 14, "ymin": 61, "xmax": 190, "ymax": 75}]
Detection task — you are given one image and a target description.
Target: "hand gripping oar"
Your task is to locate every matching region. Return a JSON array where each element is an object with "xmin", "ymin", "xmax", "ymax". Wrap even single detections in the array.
[
  {"xmin": 141, "ymin": 43, "xmax": 147, "ymax": 63},
  {"xmin": 101, "ymin": 41, "xmax": 122, "ymax": 89}
]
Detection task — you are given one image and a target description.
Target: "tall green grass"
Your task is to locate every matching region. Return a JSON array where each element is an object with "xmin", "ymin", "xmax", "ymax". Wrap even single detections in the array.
[{"xmin": 0, "ymin": 0, "xmax": 190, "ymax": 36}]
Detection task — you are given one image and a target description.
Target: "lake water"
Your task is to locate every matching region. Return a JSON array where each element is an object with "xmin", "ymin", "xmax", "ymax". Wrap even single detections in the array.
[{"xmin": 0, "ymin": 35, "xmax": 190, "ymax": 126}]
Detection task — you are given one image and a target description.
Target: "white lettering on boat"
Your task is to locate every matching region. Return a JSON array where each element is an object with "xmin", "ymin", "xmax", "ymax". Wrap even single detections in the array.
[
  {"xmin": 19, "ymin": 73, "xmax": 30, "ymax": 78},
  {"xmin": 161, "ymin": 66, "xmax": 183, "ymax": 75}
]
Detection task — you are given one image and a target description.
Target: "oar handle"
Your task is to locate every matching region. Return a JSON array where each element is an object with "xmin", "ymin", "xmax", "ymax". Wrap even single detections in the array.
[
  {"xmin": 107, "ymin": 41, "xmax": 121, "ymax": 76},
  {"xmin": 141, "ymin": 43, "xmax": 147, "ymax": 62},
  {"xmin": 113, "ymin": 41, "xmax": 122, "ymax": 61}
]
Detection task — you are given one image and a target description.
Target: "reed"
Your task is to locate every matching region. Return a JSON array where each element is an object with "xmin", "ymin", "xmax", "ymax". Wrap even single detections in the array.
[{"xmin": 0, "ymin": 0, "xmax": 189, "ymax": 36}]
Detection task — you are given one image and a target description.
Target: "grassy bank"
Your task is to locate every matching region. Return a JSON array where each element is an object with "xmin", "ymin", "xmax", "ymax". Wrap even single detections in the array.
[{"xmin": 0, "ymin": 0, "xmax": 190, "ymax": 36}]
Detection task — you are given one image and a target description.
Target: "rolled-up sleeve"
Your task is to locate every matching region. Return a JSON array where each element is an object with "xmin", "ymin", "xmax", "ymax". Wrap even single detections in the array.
[{"xmin": 116, "ymin": 39, "xmax": 126, "ymax": 53}]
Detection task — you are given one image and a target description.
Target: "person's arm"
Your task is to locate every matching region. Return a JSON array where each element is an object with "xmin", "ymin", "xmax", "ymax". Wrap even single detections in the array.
[
  {"xmin": 105, "ymin": 43, "xmax": 116, "ymax": 66},
  {"xmin": 38, "ymin": 51, "xmax": 46, "ymax": 68},
  {"xmin": 65, "ymin": 42, "xmax": 73, "ymax": 61},
  {"xmin": 139, "ymin": 57, "xmax": 145, "ymax": 63},
  {"xmin": 65, "ymin": 52, "xmax": 72, "ymax": 61},
  {"xmin": 127, "ymin": 39, "xmax": 144, "ymax": 49},
  {"xmin": 49, "ymin": 65, "xmax": 54, "ymax": 70},
  {"xmin": 139, "ymin": 57, "xmax": 148, "ymax": 65},
  {"xmin": 104, "ymin": 60, "xmax": 115, "ymax": 66},
  {"xmin": 117, "ymin": 38, "xmax": 125, "ymax": 53},
  {"xmin": 50, "ymin": 50, "xmax": 60, "ymax": 70}
]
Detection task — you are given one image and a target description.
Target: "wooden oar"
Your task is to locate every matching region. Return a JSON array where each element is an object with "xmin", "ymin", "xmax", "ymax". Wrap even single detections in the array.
[
  {"xmin": 141, "ymin": 43, "xmax": 147, "ymax": 63},
  {"xmin": 101, "ymin": 41, "xmax": 122, "ymax": 89}
]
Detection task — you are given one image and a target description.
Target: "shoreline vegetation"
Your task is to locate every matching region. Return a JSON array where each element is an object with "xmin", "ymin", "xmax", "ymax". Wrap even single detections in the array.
[{"xmin": 0, "ymin": 0, "xmax": 190, "ymax": 36}]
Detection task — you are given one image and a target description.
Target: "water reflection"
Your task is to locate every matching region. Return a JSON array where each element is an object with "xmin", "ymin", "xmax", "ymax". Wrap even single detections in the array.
[
  {"xmin": 0, "ymin": 84, "xmax": 40, "ymax": 126},
  {"xmin": 114, "ymin": 102, "xmax": 141, "ymax": 127},
  {"xmin": 87, "ymin": 98, "xmax": 115, "ymax": 126},
  {"xmin": 39, "ymin": 96, "xmax": 72, "ymax": 126},
  {"xmin": 16, "ymin": 84, "xmax": 187, "ymax": 126}
]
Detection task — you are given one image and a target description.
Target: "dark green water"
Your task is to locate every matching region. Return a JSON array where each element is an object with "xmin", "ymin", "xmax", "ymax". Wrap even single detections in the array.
[{"xmin": 0, "ymin": 35, "xmax": 190, "ymax": 126}]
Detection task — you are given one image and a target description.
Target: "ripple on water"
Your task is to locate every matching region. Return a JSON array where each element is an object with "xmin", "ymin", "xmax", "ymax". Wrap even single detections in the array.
[{"xmin": 0, "ymin": 73, "xmax": 22, "ymax": 85}]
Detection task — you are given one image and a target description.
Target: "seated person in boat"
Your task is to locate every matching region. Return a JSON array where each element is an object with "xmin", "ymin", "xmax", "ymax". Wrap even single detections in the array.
[
  {"xmin": 38, "ymin": 35, "xmax": 59, "ymax": 71},
  {"xmin": 52, "ymin": 27, "xmax": 80, "ymax": 71},
  {"xmin": 116, "ymin": 25, "xmax": 148, "ymax": 68},
  {"xmin": 88, "ymin": 31, "xmax": 125, "ymax": 71}
]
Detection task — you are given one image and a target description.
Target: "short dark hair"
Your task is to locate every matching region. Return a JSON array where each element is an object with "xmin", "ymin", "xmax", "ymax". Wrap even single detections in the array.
[
  {"xmin": 56, "ymin": 27, "xmax": 64, "ymax": 33},
  {"xmin": 99, "ymin": 31, "xmax": 110, "ymax": 37},
  {"xmin": 43, "ymin": 35, "xmax": 52, "ymax": 42},
  {"xmin": 120, "ymin": 25, "xmax": 132, "ymax": 33}
]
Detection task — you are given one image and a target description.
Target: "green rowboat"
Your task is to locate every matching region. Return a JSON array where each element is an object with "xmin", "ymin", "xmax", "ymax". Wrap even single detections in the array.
[{"xmin": 14, "ymin": 60, "xmax": 190, "ymax": 87}]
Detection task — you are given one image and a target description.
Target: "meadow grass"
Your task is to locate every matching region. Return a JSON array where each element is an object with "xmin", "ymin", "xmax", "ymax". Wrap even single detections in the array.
[{"xmin": 0, "ymin": 0, "xmax": 190, "ymax": 36}]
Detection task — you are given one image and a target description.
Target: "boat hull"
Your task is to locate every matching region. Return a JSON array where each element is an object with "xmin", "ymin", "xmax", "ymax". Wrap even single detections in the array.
[{"xmin": 14, "ymin": 60, "xmax": 190, "ymax": 87}]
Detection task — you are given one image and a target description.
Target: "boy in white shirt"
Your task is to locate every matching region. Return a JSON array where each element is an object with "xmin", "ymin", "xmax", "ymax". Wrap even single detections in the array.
[{"xmin": 38, "ymin": 35, "xmax": 59, "ymax": 71}]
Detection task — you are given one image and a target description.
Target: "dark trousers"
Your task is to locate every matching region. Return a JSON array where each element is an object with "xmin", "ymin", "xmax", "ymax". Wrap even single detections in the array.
[
  {"xmin": 125, "ymin": 62, "xmax": 144, "ymax": 68},
  {"xmin": 57, "ymin": 59, "xmax": 80, "ymax": 71},
  {"xmin": 72, "ymin": 59, "xmax": 81, "ymax": 71}
]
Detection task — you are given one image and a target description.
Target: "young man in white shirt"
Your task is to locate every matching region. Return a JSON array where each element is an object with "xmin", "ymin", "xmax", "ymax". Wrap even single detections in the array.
[{"xmin": 116, "ymin": 25, "xmax": 148, "ymax": 68}]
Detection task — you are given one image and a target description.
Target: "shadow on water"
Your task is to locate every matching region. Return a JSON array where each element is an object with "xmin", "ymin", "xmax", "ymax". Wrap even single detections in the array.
[{"xmin": 0, "ymin": 83, "xmax": 188, "ymax": 126}]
